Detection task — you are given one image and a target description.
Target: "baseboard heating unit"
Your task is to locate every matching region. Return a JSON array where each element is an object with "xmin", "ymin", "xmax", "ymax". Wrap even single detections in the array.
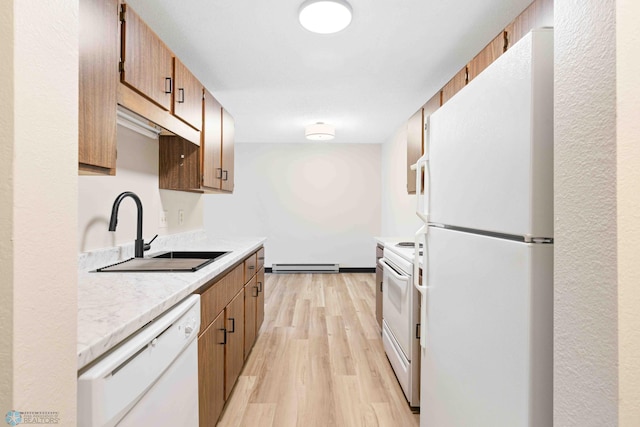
[{"xmin": 271, "ymin": 264, "xmax": 339, "ymax": 274}]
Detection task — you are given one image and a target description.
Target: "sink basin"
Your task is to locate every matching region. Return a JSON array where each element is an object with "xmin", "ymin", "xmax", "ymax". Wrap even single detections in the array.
[
  {"xmin": 95, "ymin": 251, "xmax": 229, "ymax": 272},
  {"xmin": 152, "ymin": 251, "xmax": 229, "ymax": 260}
]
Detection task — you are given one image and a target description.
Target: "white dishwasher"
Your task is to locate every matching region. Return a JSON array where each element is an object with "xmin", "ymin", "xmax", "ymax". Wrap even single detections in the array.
[{"xmin": 78, "ymin": 295, "xmax": 200, "ymax": 427}]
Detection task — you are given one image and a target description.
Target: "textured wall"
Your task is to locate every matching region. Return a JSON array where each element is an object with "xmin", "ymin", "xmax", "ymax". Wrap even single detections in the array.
[
  {"xmin": 78, "ymin": 126, "xmax": 203, "ymax": 253},
  {"xmin": 204, "ymin": 143, "xmax": 381, "ymax": 267},
  {"xmin": 616, "ymin": 0, "xmax": 640, "ymax": 424},
  {"xmin": 380, "ymin": 126, "xmax": 422, "ymax": 237},
  {"xmin": 0, "ymin": 0, "xmax": 14, "ymax": 414},
  {"xmin": 10, "ymin": 0, "xmax": 78, "ymax": 424},
  {"xmin": 555, "ymin": 0, "xmax": 618, "ymax": 425}
]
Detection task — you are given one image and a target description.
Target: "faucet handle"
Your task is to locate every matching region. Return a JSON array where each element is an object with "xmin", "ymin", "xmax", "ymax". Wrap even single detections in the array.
[{"xmin": 144, "ymin": 234, "xmax": 158, "ymax": 252}]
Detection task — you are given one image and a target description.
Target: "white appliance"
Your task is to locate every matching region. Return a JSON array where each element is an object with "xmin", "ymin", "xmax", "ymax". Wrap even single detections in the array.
[
  {"xmin": 78, "ymin": 295, "xmax": 201, "ymax": 427},
  {"xmin": 414, "ymin": 29, "xmax": 553, "ymax": 427},
  {"xmin": 379, "ymin": 247, "xmax": 420, "ymax": 408}
]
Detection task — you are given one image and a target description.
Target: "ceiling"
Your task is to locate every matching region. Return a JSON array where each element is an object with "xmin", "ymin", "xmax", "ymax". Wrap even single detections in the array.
[{"xmin": 126, "ymin": 0, "xmax": 533, "ymax": 144}]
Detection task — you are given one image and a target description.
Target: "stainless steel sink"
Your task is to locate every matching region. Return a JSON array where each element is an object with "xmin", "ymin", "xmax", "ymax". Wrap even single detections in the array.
[
  {"xmin": 152, "ymin": 251, "xmax": 228, "ymax": 260},
  {"xmin": 95, "ymin": 251, "xmax": 229, "ymax": 272}
]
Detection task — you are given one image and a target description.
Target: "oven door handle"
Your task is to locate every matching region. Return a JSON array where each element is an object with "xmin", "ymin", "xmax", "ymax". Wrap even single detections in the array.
[{"xmin": 378, "ymin": 258, "xmax": 410, "ymax": 282}]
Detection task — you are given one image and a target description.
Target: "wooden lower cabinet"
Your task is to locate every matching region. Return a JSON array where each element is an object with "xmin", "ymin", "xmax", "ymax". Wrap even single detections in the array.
[
  {"xmin": 224, "ymin": 290, "xmax": 245, "ymax": 400},
  {"xmin": 375, "ymin": 244, "xmax": 384, "ymax": 329},
  {"xmin": 256, "ymin": 267, "xmax": 265, "ymax": 334},
  {"xmin": 244, "ymin": 275, "xmax": 258, "ymax": 360},
  {"xmin": 197, "ymin": 247, "xmax": 265, "ymax": 426},
  {"xmin": 198, "ymin": 312, "xmax": 225, "ymax": 425}
]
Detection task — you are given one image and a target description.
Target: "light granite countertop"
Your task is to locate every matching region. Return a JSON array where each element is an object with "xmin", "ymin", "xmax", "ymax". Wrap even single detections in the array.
[{"xmin": 77, "ymin": 232, "xmax": 266, "ymax": 370}]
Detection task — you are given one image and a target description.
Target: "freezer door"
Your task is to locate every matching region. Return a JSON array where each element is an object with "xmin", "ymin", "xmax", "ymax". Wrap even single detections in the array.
[
  {"xmin": 428, "ymin": 30, "xmax": 553, "ymax": 238},
  {"xmin": 421, "ymin": 226, "xmax": 552, "ymax": 427}
]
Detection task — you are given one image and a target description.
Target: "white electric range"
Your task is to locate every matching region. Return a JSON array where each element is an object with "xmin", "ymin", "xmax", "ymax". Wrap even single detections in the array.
[{"xmin": 378, "ymin": 241, "xmax": 422, "ymax": 409}]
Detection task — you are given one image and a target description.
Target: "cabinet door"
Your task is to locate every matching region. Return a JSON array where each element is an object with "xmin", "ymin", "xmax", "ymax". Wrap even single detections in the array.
[
  {"xmin": 256, "ymin": 268, "xmax": 265, "ymax": 334},
  {"xmin": 468, "ymin": 32, "xmax": 505, "ymax": 82},
  {"xmin": 79, "ymin": 0, "xmax": 118, "ymax": 174},
  {"xmin": 375, "ymin": 266, "xmax": 383, "ymax": 328},
  {"xmin": 198, "ymin": 313, "xmax": 225, "ymax": 426},
  {"xmin": 441, "ymin": 66, "xmax": 468, "ymax": 105},
  {"xmin": 221, "ymin": 109, "xmax": 235, "ymax": 192},
  {"xmin": 120, "ymin": 4, "xmax": 173, "ymax": 111},
  {"xmin": 202, "ymin": 90, "xmax": 223, "ymax": 190},
  {"xmin": 225, "ymin": 290, "xmax": 245, "ymax": 400},
  {"xmin": 159, "ymin": 136, "xmax": 200, "ymax": 190},
  {"xmin": 244, "ymin": 252, "xmax": 257, "ymax": 284},
  {"xmin": 244, "ymin": 276, "xmax": 258, "ymax": 360},
  {"xmin": 173, "ymin": 57, "xmax": 203, "ymax": 131}
]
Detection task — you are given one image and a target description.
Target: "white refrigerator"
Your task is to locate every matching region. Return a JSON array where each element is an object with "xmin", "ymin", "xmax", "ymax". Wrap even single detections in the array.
[{"xmin": 414, "ymin": 29, "xmax": 553, "ymax": 427}]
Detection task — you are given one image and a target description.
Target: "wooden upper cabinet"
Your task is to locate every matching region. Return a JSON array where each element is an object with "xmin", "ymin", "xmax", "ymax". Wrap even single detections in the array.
[
  {"xmin": 202, "ymin": 90, "xmax": 223, "ymax": 190},
  {"xmin": 441, "ymin": 66, "xmax": 468, "ymax": 105},
  {"xmin": 79, "ymin": 0, "xmax": 119, "ymax": 175},
  {"xmin": 221, "ymin": 109, "xmax": 235, "ymax": 192},
  {"xmin": 505, "ymin": 0, "xmax": 553, "ymax": 49},
  {"xmin": 120, "ymin": 4, "xmax": 173, "ymax": 111},
  {"xmin": 468, "ymin": 32, "xmax": 506, "ymax": 82},
  {"xmin": 159, "ymin": 135, "xmax": 200, "ymax": 191},
  {"xmin": 173, "ymin": 58, "xmax": 203, "ymax": 131},
  {"xmin": 406, "ymin": 93, "xmax": 440, "ymax": 194}
]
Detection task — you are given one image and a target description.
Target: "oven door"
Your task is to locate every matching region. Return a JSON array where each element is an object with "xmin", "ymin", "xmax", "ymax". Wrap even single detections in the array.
[{"xmin": 379, "ymin": 257, "xmax": 413, "ymax": 358}]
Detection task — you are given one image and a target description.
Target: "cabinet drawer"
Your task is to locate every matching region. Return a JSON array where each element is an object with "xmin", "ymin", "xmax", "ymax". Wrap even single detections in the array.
[
  {"xmin": 256, "ymin": 247, "xmax": 265, "ymax": 270},
  {"xmin": 244, "ymin": 253, "xmax": 257, "ymax": 284},
  {"xmin": 199, "ymin": 264, "xmax": 243, "ymax": 333}
]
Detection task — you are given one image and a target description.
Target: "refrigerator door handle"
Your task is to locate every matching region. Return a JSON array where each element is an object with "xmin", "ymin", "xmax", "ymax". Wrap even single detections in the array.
[
  {"xmin": 414, "ymin": 224, "xmax": 428, "ymax": 349},
  {"xmin": 414, "ymin": 154, "xmax": 430, "ymax": 223}
]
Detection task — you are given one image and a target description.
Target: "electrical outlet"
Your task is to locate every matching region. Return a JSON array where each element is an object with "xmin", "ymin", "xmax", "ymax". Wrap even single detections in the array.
[
  {"xmin": 178, "ymin": 209, "xmax": 184, "ymax": 225},
  {"xmin": 159, "ymin": 210, "xmax": 168, "ymax": 228}
]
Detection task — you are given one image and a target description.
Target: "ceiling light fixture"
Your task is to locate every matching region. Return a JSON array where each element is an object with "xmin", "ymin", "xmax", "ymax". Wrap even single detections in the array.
[
  {"xmin": 305, "ymin": 122, "xmax": 335, "ymax": 140},
  {"xmin": 298, "ymin": 0, "xmax": 353, "ymax": 34}
]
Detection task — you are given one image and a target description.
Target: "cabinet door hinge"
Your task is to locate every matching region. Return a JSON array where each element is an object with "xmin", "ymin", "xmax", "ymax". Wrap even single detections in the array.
[
  {"xmin": 119, "ymin": 5, "xmax": 126, "ymax": 22},
  {"xmin": 503, "ymin": 30, "xmax": 509, "ymax": 52},
  {"xmin": 119, "ymin": 61, "xmax": 124, "ymax": 73},
  {"xmin": 464, "ymin": 66, "xmax": 469, "ymax": 85}
]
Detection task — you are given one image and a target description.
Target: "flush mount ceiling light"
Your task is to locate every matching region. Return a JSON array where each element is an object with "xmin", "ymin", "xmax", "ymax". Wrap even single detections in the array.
[
  {"xmin": 305, "ymin": 122, "xmax": 335, "ymax": 140},
  {"xmin": 298, "ymin": 0, "xmax": 353, "ymax": 34}
]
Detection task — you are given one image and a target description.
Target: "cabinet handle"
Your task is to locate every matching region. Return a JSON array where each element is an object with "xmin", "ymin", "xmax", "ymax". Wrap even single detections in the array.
[
  {"xmin": 415, "ymin": 323, "xmax": 421, "ymax": 340},
  {"xmin": 220, "ymin": 328, "xmax": 227, "ymax": 345},
  {"xmin": 253, "ymin": 286, "xmax": 259, "ymax": 298},
  {"xmin": 164, "ymin": 77, "xmax": 173, "ymax": 94},
  {"xmin": 228, "ymin": 317, "xmax": 235, "ymax": 333},
  {"xmin": 216, "ymin": 168, "xmax": 223, "ymax": 179},
  {"xmin": 257, "ymin": 281, "xmax": 263, "ymax": 293},
  {"xmin": 222, "ymin": 170, "xmax": 228, "ymax": 181},
  {"xmin": 178, "ymin": 88, "xmax": 185, "ymax": 103},
  {"xmin": 380, "ymin": 281, "xmax": 383, "ymax": 292},
  {"xmin": 248, "ymin": 265, "xmax": 255, "ymax": 270}
]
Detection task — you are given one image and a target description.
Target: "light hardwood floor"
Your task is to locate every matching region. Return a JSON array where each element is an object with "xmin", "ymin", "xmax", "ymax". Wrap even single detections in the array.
[{"xmin": 217, "ymin": 273, "xmax": 420, "ymax": 427}]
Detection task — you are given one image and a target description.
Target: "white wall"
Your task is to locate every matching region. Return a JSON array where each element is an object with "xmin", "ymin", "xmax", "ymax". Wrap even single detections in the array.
[
  {"xmin": 555, "ymin": 0, "xmax": 618, "ymax": 425},
  {"xmin": 617, "ymin": 0, "xmax": 640, "ymax": 423},
  {"xmin": 204, "ymin": 143, "xmax": 381, "ymax": 267},
  {"xmin": 78, "ymin": 126, "xmax": 203, "ymax": 253},
  {"xmin": 380, "ymin": 125, "xmax": 422, "ymax": 237},
  {"xmin": 1, "ymin": 1, "xmax": 78, "ymax": 423}
]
